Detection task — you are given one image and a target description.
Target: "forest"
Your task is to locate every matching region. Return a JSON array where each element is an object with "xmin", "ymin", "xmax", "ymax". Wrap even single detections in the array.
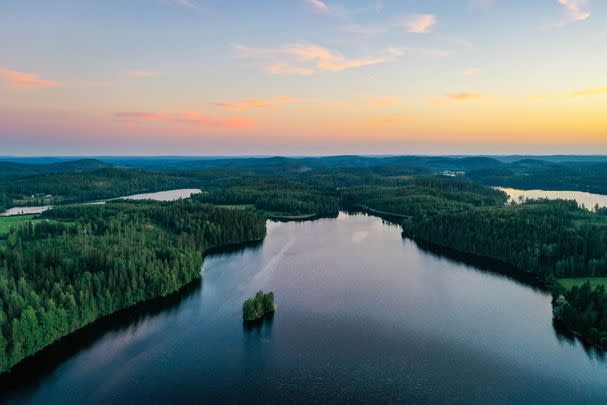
[
  {"xmin": 194, "ymin": 176, "xmax": 339, "ymax": 218},
  {"xmin": 2, "ymin": 156, "xmax": 607, "ymax": 367},
  {"xmin": 0, "ymin": 168, "xmax": 198, "ymax": 208},
  {"xmin": 0, "ymin": 201, "xmax": 266, "ymax": 372},
  {"xmin": 242, "ymin": 291, "xmax": 276, "ymax": 321}
]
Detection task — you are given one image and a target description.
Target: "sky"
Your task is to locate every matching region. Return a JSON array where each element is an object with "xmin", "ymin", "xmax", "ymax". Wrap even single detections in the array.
[{"xmin": 1, "ymin": 0, "xmax": 606, "ymax": 156}]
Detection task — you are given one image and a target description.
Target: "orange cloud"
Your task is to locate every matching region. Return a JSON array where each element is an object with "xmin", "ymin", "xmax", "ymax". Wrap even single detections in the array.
[
  {"xmin": 126, "ymin": 70, "xmax": 160, "ymax": 78},
  {"xmin": 428, "ymin": 92, "xmax": 483, "ymax": 106},
  {"xmin": 362, "ymin": 97, "xmax": 399, "ymax": 107},
  {"xmin": 365, "ymin": 116, "xmax": 408, "ymax": 127},
  {"xmin": 214, "ymin": 96, "xmax": 302, "ymax": 111},
  {"xmin": 0, "ymin": 68, "xmax": 63, "ymax": 89},
  {"xmin": 113, "ymin": 111, "xmax": 253, "ymax": 129},
  {"xmin": 234, "ymin": 43, "xmax": 386, "ymax": 75},
  {"xmin": 274, "ymin": 96, "xmax": 303, "ymax": 103},
  {"xmin": 447, "ymin": 92, "xmax": 482, "ymax": 100},
  {"xmin": 534, "ymin": 85, "xmax": 607, "ymax": 99},
  {"xmin": 242, "ymin": 98, "xmax": 275, "ymax": 108}
]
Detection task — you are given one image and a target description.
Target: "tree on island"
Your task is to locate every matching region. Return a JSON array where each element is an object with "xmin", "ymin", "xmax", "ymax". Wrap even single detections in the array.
[{"xmin": 243, "ymin": 291, "xmax": 276, "ymax": 321}]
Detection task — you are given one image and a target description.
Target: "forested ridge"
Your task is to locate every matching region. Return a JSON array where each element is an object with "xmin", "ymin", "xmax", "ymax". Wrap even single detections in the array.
[
  {"xmin": 0, "ymin": 201, "xmax": 266, "ymax": 372},
  {"xmin": 194, "ymin": 176, "xmax": 339, "ymax": 217},
  {"xmin": 0, "ymin": 168, "xmax": 198, "ymax": 207}
]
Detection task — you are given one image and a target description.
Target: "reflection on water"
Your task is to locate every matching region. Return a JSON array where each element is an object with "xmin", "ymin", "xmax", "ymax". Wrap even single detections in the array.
[
  {"xmin": 497, "ymin": 187, "xmax": 607, "ymax": 209},
  {"xmin": 2, "ymin": 213, "xmax": 607, "ymax": 404}
]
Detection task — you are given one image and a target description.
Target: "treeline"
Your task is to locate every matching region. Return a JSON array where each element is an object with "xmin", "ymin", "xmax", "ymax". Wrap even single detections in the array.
[
  {"xmin": 0, "ymin": 201, "xmax": 266, "ymax": 372},
  {"xmin": 341, "ymin": 176, "xmax": 507, "ymax": 218},
  {"xmin": 0, "ymin": 168, "xmax": 197, "ymax": 205},
  {"xmin": 467, "ymin": 161, "xmax": 607, "ymax": 196},
  {"xmin": 401, "ymin": 200, "xmax": 607, "ymax": 278},
  {"xmin": 553, "ymin": 282, "xmax": 607, "ymax": 348},
  {"xmin": 195, "ymin": 176, "xmax": 339, "ymax": 217},
  {"xmin": 0, "ymin": 193, "xmax": 9, "ymax": 212}
]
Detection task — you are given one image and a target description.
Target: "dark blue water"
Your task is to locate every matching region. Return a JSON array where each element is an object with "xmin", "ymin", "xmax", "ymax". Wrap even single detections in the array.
[{"xmin": 3, "ymin": 213, "xmax": 607, "ymax": 403}]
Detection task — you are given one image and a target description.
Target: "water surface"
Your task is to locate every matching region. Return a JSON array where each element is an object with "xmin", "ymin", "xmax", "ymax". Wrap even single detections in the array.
[
  {"xmin": 0, "ymin": 206, "xmax": 52, "ymax": 216},
  {"xmin": 498, "ymin": 187, "xmax": 607, "ymax": 209},
  {"xmin": 1, "ymin": 189, "xmax": 202, "ymax": 216},
  {"xmin": 2, "ymin": 213, "xmax": 606, "ymax": 404}
]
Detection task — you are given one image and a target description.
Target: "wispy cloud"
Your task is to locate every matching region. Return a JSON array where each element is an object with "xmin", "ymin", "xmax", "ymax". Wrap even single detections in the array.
[
  {"xmin": 469, "ymin": 0, "xmax": 495, "ymax": 10},
  {"xmin": 362, "ymin": 96, "xmax": 399, "ymax": 107},
  {"xmin": 304, "ymin": 0, "xmax": 329, "ymax": 13},
  {"xmin": 114, "ymin": 111, "xmax": 253, "ymax": 129},
  {"xmin": 161, "ymin": 0, "xmax": 197, "ymax": 8},
  {"xmin": 559, "ymin": 0, "xmax": 591, "ymax": 21},
  {"xmin": 274, "ymin": 96, "xmax": 303, "ymax": 103},
  {"xmin": 429, "ymin": 92, "xmax": 483, "ymax": 105},
  {"xmin": 547, "ymin": 0, "xmax": 591, "ymax": 27},
  {"xmin": 214, "ymin": 96, "xmax": 303, "ymax": 110},
  {"xmin": 402, "ymin": 14, "xmax": 436, "ymax": 33},
  {"xmin": 535, "ymin": 85, "xmax": 607, "ymax": 99},
  {"xmin": 365, "ymin": 116, "xmax": 407, "ymax": 127},
  {"xmin": 0, "ymin": 67, "xmax": 63, "ymax": 89},
  {"xmin": 126, "ymin": 70, "xmax": 160, "ymax": 78},
  {"xmin": 447, "ymin": 92, "xmax": 482, "ymax": 100},
  {"xmin": 463, "ymin": 68, "xmax": 480, "ymax": 76},
  {"xmin": 337, "ymin": 24, "xmax": 387, "ymax": 36},
  {"xmin": 234, "ymin": 43, "xmax": 388, "ymax": 75}
]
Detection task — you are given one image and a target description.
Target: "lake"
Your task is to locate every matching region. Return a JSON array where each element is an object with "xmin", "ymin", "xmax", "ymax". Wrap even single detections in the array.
[
  {"xmin": 0, "ymin": 189, "xmax": 202, "ymax": 216},
  {"xmin": 0, "ymin": 206, "xmax": 52, "ymax": 216},
  {"xmin": 2, "ymin": 213, "xmax": 607, "ymax": 403},
  {"xmin": 497, "ymin": 187, "xmax": 607, "ymax": 209}
]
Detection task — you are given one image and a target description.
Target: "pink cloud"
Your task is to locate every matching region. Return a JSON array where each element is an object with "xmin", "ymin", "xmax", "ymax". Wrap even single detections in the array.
[
  {"xmin": 305, "ymin": 0, "xmax": 329, "ymax": 13},
  {"xmin": 0, "ymin": 68, "xmax": 63, "ymax": 89},
  {"xmin": 126, "ymin": 70, "xmax": 160, "ymax": 78},
  {"xmin": 274, "ymin": 96, "xmax": 303, "ymax": 103},
  {"xmin": 113, "ymin": 111, "xmax": 253, "ymax": 129},
  {"xmin": 559, "ymin": 0, "xmax": 591, "ymax": 22},
  {"xmin": 402, "ymin": 14, "xmax": 436, "ymax": 33},
  {"xmin": 235, "ymin": 43, "xmax": 386, "ymax": 75},
  {"xmin": 214, "ymin": 96, "xmax": 302, "ymax": 110}
]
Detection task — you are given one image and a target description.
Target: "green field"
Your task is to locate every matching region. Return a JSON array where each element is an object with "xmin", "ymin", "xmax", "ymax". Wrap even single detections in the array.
[
  {"xmin": 0, "ymin": 214, "xmax": 39, "ymax": 235},
  {"xmin": 558, "ymin": 278, "xmax": 607, "ymax": 290}
]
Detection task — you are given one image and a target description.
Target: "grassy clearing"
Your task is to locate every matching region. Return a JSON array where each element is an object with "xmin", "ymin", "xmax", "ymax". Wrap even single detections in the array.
[
  {"xmin": 558, "ymin": 278, "xmax": 607, "ymax": 290},
  {"xmin": 0, "ymin": 215, "xmax": 39, "ymax": 235}
]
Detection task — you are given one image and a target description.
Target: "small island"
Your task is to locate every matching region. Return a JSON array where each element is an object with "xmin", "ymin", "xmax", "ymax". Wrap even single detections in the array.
[{"xmin": 243, "ymin": 291, "xmax": 276, "ymax": 321}]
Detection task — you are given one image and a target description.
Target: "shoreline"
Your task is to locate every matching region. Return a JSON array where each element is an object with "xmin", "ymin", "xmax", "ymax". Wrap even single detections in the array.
[{"xmin": 0, "ymin": 233, "xmax": 267, "ymax": 379}]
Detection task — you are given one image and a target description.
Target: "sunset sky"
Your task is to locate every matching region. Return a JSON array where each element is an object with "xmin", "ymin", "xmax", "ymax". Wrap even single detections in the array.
[{"xmin": 1, "ymin": 0, "xmax": 606, "ymax": 155}]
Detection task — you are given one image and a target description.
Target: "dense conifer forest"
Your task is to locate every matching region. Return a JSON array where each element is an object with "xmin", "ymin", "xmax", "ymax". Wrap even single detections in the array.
[
  {"xmin": 2, "ymin": 156, "xmax": 607, "ymax": 368},
  {"xmin": 0, "ymin": 201, "xmax": 266, "ymax": 372}
]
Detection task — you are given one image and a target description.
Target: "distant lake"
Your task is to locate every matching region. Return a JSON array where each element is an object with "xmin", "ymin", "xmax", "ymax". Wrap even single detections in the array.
[
  {"xmin": 118, "ymin": 188, "xmax": 202, "ymax": 202},
  {"xmin": 497, "ymin": 187, "xmax": 607, "ymax": 209},
  {"xmin": 0, "ymin": 206, "xmax": 52, "ymax": 216},
  {"xmin": 3, "ymin": 213, "xmax": 606, "ymax": 403},
  {"xmin": 0, "ymin": 189, "xmax": 202, "ymax": 216}
]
